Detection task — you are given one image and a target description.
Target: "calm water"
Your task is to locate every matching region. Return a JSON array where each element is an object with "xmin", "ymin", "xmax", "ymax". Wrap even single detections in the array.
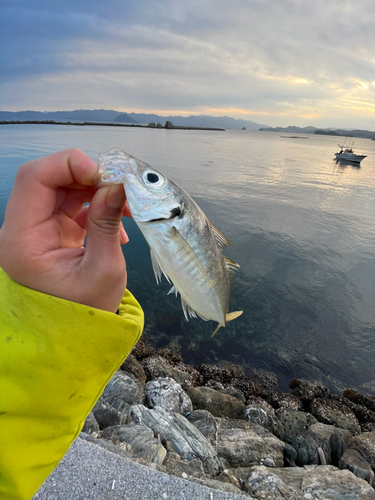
[{"xmin": 1, "ymin": 124, "xmax": 375, "ymax": 394}]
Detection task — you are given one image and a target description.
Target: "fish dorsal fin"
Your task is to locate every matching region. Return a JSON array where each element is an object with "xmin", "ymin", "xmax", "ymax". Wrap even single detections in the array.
[
  {"xmin": 150, "ymin": 248, "xmax": 171, "ymax": 285},
  {"xmin": 224, "ymin": 256, "xmax": 240, "ymax": 294},
  {"xmin": 170, "ymin": 226, "xmax": 213, "ymax": 288},
  {"xmin": 208, "ymin": 220, "xmax": 231, "ymax": 248},
  {"xmin": 224, "ymin": 256, "xmax": 240, "ymax": 271}
]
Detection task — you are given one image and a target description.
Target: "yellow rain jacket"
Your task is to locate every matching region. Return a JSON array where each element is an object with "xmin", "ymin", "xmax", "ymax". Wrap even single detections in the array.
[{"xmin": 0, "ymin": 268, "xmax": 144, "ymax": 500}]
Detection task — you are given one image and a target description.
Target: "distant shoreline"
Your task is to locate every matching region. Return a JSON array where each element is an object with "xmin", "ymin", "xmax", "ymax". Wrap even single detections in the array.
[{"xmin": 0, "ymin": 120, "xmax": 225, "ymax": 132}]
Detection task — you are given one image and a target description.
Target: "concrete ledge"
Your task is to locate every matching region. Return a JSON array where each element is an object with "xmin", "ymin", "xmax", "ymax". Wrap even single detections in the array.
[{"xmin": 33, "ymin": 438, "xmax": 250, "ymax": 500}]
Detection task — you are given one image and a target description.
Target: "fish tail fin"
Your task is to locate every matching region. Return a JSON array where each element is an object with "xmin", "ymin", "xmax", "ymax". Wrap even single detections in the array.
[
  {"xmin": 210, "ymin": 310, "xmax": 243, "ymax": 338},
  {"xmin": 226, "ymin": 310, "xmax": 243, "ymax": 323}
]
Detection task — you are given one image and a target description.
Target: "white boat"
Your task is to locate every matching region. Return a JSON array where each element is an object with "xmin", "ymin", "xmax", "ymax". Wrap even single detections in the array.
[{"xmin": 335, "ymin": 141, "xmax": 367, "ymax": 163}]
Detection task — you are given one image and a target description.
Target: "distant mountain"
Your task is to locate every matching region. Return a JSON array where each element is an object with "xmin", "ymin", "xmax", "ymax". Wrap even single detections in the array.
[
  {"xmin": 260, "ymin": 125, "xmax": 375, "ymax": 140},
  {"xmin": 260, "ymin": 125, "xmax": 319, "ymax": 133},
  {"xmin": 127, "ymin": 113, "xmax": 267, "ymax": 130},
  {"xmin": 0, "ymin": 109, "xmax": 267, "ymax": 130},
  {"xmin": 113, "ymin": 113, "xmax": 138, "ymax": 124},
  {"xmin": 0, "ymin": 109, "xmax": 122, "ymax": 123}
]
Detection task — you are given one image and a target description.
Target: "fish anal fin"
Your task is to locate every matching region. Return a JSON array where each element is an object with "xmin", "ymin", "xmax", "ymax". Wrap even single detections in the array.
[{"xmin": 208, "ymin": 220, "xmax": 231, "ymax": 247}]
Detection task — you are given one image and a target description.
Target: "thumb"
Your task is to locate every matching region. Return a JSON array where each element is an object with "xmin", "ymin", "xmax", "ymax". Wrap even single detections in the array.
[{"xmin": 84, "ymin": 184, "xmax": 127, "ymax": 270}]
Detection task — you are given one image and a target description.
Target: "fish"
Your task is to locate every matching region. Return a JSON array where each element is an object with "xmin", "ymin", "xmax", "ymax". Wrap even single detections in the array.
[{"xmin": 96, "ymin": 148, "xmax": 242, "ymax": 336}]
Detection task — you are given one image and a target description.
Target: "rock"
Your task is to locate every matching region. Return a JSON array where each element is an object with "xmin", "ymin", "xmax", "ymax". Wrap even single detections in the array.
[
  {"xmin": 132, "ymin": 405, "xmax": 222, "ymax": 475},
  {"xmin": 197, "ymin": 363, "xmax": 244, "ymax": 385},
  {"xmin": 163, "ymin": 451, "xmax": 181, "ymax": 471},
  {"xmin": 278, "ymin": 410, "xmax": 318, "ymax": 437},
  {"xmin": 216, "ymin": 469, "xmax": 242, "ymax": 489},
  {"xmin": 339, "ymin": 448, "xmax": 373, "ymax": 483},
  {"xmin": 100, "ymin": 424, "xmax": 166, "ymax": 465},
  {"xmin": 230, "ymin": 377, "xmax": 269, "ymax": 400},
  {"xmin": 330, "ymin": 431, "xmax": 348, "ymax": 466},
  {"xmin": 267, "ymin": 391, "xmax": 304, "ymax": 413},
  {"xmin": 304, "ymin": 423, "xmax": 352, "ymax": 465},
  {"xmin": 289, "ymin": 378, "xmax": 329, "ymax": 403},
  {"xmin": 187, "ymin": 476, "xmax": 244, "ymax": 495},
  {"xmin": 310, "ymin": 396, "xmax": 361, "ymax": 435},
  {"xmin": 156, "ymin": 348, "xmax": 183, "ymax": 364},
  {"xmin": 284, "ymin": 442, "xmax": 298, "ymax": 466},
  {"xmin": 142, "ymin": 355, "xmax": 202, "ymax": 390},
  {"xmin": 301, "ymin": 465, "xmax": 375, "ymax": 499},
  {"xmin": 247, "ymin": 467, "xmax": 303, "ymax": 500},
  {"xmin": 144, "ymin": 377, "xmax": 192, "ymax": 415},
  {"xmin": 205, "ymin": 380, "xmax": 225, "ymax": 390},
  {"xmin": 79, "ymin": 433, "xmax": 132, "ymax": 460},
  {"xmin": 344, "ymin": 389, "xmax": 375, "ymax": 413},
  {"xmin": 174, "ymin": 458, "xmax": 206, "ymax": 478},
  {"xmin": 349, "ymin": 431, "xmax": 375, "ymax": 469},
  {"xmin": 188, "ymin": 410, "xmax": 285, "ymax": 468},
  {"xmin": 120, "ymin": 354, "xmax": 147, "ymax": 384},
  {"xmin": 341, "ymin": 391, "xmax": 375, "ymax": 432},
  {"xmin": 249, "ymin": 465, "xmax": 375, "ymax": 500},
  {"xmin": 249, "ymin": 368, "xmax": 278, "ymax": 394},
  {"xmin": 130, "ymin": 339, "xmax": 155, "ymax": 360},
  {"xmin": 188, "ymin": 386, "xmax": 246, "ymax": 419},
  {"xmin": 215, "ymin": 386, "xmax": 246, "ymax": 404},
  {"xmin": 128, "ymin": 404, "xmax": 149, "ymax": 424},
  {"xmin": 81, "ymin": 411, "xmax": 100, "ymax": 435},
  {"xmin": 92, "ymin": 397, "xmax": 129, "ymax": 428},
  {"xmin": 277, "ymin": 411, "xmax": 318, "ymax": 466},
  {"xmin": 186, "ymin": 409, "xmax": 218, "ymax": 445},
  {"xmin": 103, "ymin": 370, "xmax": 144, "ymax": 406},
  {"xmin": 244, "ymin": 397, "xmax": 284, "ymax": 438}
]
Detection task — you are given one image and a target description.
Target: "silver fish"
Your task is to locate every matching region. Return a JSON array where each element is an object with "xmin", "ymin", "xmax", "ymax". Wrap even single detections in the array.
[{"xmin": 96, "ymin": 148, "xmax": 242, "ymax": 336}]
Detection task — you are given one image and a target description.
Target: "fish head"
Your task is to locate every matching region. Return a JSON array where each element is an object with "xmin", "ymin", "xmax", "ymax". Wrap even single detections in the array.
[{"xmin": 96, "ymin": 148, "xmax": 184, "ymax": 223}]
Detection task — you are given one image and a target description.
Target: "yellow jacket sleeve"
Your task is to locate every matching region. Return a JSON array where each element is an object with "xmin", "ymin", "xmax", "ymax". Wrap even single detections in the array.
[{"xmin": 0, "ymin": 268, "xmax": 144, "ymax": 500}]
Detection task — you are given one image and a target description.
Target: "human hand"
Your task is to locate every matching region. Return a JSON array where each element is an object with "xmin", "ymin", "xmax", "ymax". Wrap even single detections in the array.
[{"xmin": 0, "ymin": 149, "xmax": 131, "ymax": 313}]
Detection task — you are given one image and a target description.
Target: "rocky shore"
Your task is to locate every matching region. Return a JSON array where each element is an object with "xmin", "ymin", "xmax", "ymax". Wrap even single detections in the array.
[{"xmin": 81, "ymin": 340, "xmax": 375, "ymax": 499}]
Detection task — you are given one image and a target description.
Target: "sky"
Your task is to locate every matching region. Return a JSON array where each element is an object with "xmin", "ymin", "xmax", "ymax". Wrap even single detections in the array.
[{"xmin": 1, "ymin": 0, "xmax": 374, "ymax": 129}]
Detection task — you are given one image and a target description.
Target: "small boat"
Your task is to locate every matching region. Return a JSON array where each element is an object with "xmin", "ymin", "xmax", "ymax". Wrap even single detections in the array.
[{"xmin": 335, "ymin": 141, "xmax": 367, "ymax": 163}]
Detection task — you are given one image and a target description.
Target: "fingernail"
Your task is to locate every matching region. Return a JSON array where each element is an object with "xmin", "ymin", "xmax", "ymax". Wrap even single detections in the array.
[
  {"xmin": 106, "ymin": 185, "xmax": 125, "ymax": 208},
  {"xmin": 120, "ymin": 226, "xmax": 129, "ymax": 244}
]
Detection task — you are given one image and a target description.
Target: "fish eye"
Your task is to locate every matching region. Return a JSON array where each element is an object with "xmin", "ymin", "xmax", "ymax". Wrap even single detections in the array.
[{"xmin": 143, "ymin": 169, "xmax": 166, "ymax": 188}]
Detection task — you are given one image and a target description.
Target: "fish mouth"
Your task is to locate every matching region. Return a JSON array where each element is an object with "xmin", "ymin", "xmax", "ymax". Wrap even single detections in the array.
[{"xmin": 147, "ymin": 205, "xmax": 184, "ymax": 223}]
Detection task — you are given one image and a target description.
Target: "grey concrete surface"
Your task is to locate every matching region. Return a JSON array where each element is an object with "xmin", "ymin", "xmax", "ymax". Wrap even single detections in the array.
[{"xmin": 33, "ymin": 438, "xmax": 251, "ymax": 500}]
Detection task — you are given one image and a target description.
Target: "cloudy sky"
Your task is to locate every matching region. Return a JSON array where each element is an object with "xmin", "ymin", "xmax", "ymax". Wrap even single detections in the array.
[{"xmin": 1, "ymin": 0, "xmax": 374, "ymax": 128}]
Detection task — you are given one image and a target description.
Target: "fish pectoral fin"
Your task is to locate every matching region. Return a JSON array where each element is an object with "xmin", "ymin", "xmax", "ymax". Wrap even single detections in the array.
[
  {"xmin": 170, "ymin": 226, "xmax": 213, "ymax": 288},
  {"xmin": 150, "ymin": 248, "xmax": 171, "ymax": 285},
  {"xmin": 208, "ymin": 220, "xmax": 231, "ymax": 247}
]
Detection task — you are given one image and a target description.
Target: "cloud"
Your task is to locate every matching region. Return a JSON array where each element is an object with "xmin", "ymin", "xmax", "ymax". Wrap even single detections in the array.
[{"xmin": 1, "ymin": 0, "xmax": 374, "ymax": 128}]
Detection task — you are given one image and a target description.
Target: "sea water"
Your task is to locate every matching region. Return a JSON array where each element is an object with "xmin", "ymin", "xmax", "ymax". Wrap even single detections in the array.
[{"xmin": 1, "ymin": 124, "xmax": 375, "ymax": 394}]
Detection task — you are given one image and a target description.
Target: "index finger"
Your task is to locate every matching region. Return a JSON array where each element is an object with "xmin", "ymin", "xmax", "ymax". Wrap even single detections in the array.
[{"xmin": 4, "ymin": 149, "xmax": 98, "ymax": 229}]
